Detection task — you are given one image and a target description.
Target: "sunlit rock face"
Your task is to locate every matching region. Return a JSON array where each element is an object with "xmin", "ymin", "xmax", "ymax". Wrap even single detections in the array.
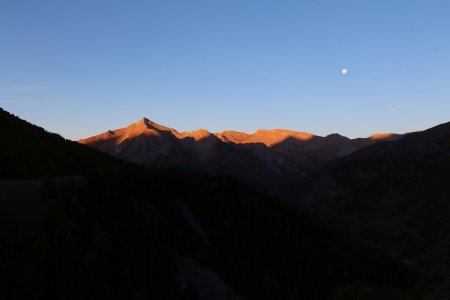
[
  {"xmin": 217, "ymin": 129, "xmax": 315, "ymax": 147},
  {"xmin": 79, "ymin": 118, "xmax": 407, "ymax": 198}
]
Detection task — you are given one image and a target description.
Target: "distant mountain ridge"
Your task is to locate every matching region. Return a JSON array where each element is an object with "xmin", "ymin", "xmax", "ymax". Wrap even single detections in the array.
[
  {"xmin": 79, "ymin": 117, "xmax": 407, "ymax": 197},
  {"xmin": 80, "ymin": 117, "xmax": 405, "ymax": 149}
]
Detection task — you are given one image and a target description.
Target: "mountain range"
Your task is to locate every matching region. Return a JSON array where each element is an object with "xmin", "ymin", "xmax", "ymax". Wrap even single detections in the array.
[
  {"xmin": 79, "ymin": 117, "xmax": 450, "ymax": 276},
  {"xmin": 0, "ymin": 107, "xmax": 423, "ymax": 299},
  {"xmin": 79, "ymin": 118, "xmax": 407, "ymax": 198},
  {"xmin": 6, "ymin": 107, "xmax": 450, "ymax": 298}
]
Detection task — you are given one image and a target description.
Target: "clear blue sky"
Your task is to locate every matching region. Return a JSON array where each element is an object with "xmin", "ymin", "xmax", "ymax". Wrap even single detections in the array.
[{"xmin": 1, "ymin": 0, "xmax": 450, "ymax": 140}]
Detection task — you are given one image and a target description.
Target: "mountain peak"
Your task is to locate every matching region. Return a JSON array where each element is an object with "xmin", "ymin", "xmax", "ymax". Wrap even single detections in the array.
[
  {"xmin": 130, "ymin": 117, "xmax": 179, "ymax": 135},
  {"xmin": 181, "ymin": 129, "xmax": 215, "ymax": 141},
  {"xmin": 136, "ymin": 117, "xmax": 160, "ymax": 128}
]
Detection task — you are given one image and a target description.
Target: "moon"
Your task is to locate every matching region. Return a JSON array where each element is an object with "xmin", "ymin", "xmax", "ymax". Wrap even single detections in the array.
[{"xmin": 341, "ymin": 68, "xmax": 348, "ymax": 75}]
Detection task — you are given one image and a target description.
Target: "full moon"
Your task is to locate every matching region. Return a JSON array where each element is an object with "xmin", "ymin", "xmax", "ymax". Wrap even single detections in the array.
[{"xmin": 341, "ymin": 68, "xmax": 348, "ymax": 75}]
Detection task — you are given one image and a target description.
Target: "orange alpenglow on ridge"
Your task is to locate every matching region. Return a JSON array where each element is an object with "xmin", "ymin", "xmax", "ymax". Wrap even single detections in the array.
[
  {"xmin": 180, "ymin": 129, "xmax": 214, "ymax": 141},
  {"xmin": 250, "ymin": 129, "xmax": 315, "ymax": 146},
  {"xmin": 79, "ymin": 117, "xmax": 182, "ymax": 146},
  {"xmin": 131, "ymin": 119, "xmax": 215, "ymax": 141},
  {"xmin": 78, "ymin": 116, "xmax": 415, "ymax": 174},
  {"xmin": 79, "ymin": 116, "xmax": 413, "ymax": 149},
  {"xmin": 215, "ymin": 131, "xmax": 250, "ymax": 144},
  {"xmin": 79, "ymin": 117, "xmax": 319, "ymax": 148},
  {"xmin": 369, "ymin": 133, "xmax": 397, "ymax": 140},
  {"xmin": 217, "ymin": 129, "xmax": 315, "ymax": 146}
]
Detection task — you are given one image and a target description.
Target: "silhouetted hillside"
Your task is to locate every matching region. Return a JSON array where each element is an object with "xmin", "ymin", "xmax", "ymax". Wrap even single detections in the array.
[
  {"xmin": 0, "ymin": 108, "xmax": 422, "ymax": 299},
  {"xmin": 299, "ymin": 121, "xmax": 450, "ymax": 273},
  {"xmin": 0, "ymin": 108, "xmax": 134, "ymax": 179}
]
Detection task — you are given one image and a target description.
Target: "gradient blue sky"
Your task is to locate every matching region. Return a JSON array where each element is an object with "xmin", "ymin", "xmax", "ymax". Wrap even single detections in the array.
[{"xmin": 1, "ymin": 0, "xmax": 450, "ymax": 140}]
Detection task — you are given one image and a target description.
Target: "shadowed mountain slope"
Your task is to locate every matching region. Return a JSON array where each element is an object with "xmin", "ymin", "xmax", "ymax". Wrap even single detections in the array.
[
  {"xmin": 298, "ymin": 121, "xmax": 450, "ymax": 273},
  {"xmin": 0, "ymin": 109, "xmax": 134, "ymax": 179}
]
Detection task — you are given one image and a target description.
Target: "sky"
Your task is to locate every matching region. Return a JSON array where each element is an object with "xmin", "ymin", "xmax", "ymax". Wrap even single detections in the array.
[{"xmin": 1, "ymin": 0, "xmax": 450, "ymax": 140}]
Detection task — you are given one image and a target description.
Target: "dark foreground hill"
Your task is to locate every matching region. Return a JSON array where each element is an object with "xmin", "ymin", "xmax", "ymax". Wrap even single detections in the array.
[
  {"xmin": 0, "ymin": 108, "xmax": 424, "ymax": 299},
  {"xmin": 298, "ymin": 121, "xmax": 450, "ymax": 274}
]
